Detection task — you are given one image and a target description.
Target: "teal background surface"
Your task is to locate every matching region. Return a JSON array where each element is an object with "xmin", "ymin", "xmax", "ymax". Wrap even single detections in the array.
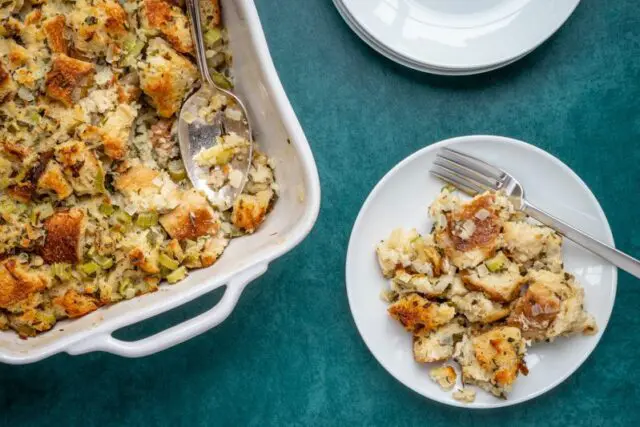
[{"xmin": 2, "ymin": 1, "xmax": 639, "ymax": 425}]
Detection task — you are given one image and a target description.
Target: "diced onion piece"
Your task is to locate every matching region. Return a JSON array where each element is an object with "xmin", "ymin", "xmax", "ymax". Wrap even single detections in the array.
[
  {"xmin": 474, "ymin": 208, "xmax": 491, "ymax": 221},
  {"xmin": 476, "ymin": 263, "xmax": 489, "ymax": 278},
  {"xmin": 228, "ymin": 169, "xmax": 243, "ymax": 188},
  {"xmin": 18, "ymin": 87, "xmax": 34, "ymax": 101},
  {"xmin": 225, "ymin": 108, "xmax": 242, "ymax": 121},
  {"xmin": 457, "ymin": 219, "xmax": 476, "ymax": 240}
]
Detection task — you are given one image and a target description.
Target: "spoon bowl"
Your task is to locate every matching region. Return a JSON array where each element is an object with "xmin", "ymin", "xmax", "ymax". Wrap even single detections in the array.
[{"xmin": 179, "ymin": 0, "xmax": 253, "ymax": 210}]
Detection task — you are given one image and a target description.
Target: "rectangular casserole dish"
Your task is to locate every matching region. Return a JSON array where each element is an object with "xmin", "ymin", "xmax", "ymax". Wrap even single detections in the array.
[{"xmin": 0, "ymin": 0, "xmax": 320, "ymax": 364}]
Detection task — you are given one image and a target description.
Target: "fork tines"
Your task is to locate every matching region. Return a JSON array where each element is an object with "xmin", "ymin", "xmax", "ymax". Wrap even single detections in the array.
[{"xmin": 430, "ymin": 147, "xmax": 505, "ymax": 195}]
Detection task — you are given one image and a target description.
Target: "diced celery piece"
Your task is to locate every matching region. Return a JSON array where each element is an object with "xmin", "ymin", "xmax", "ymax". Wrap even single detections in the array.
[
  {"xmin": 52, "ymin": 263, "xmax": 72, "ymax": 280},
  {"xmin": 113, "ymin": 209, "xmax": 132, "ymax": 226},
  {"xmin": 123, "ymin": 35, "xmax": 136, "ymax": 53},
  {"xmin": 80, "ymin": 261, "xmax": 100, "ymax": 276},
  {"xmin": 86, "ymin": 245, "xmax": 96, "ymax": 258},
  {"xmin": 197, "ymin": 145, "xmax": 235, "ymax": 166},
  {"xmin": 135, "ymin": 212, "xmax": 158, "ymax": 229},
  {"xmin": 197, "ymin": 146, "xmax": 218, "ymax": 162},
  {"xmin": 146, "ymin": 230, "xmax": 160, "ymax": 246},
  {"xmin": 229, "ymin": 227, "xmax": 244, "ymax": 238},
  {"xmin": 38, "ymin": 203, "xmax": 54, "ymax": 219},
  {"xmin": 15, "ymin": 324, "xmax": 36, "ymax": 337},
  {"xmin": 29, "ymin": 209, "xmax": 38, "ymax": 226},
  {"xmin": 93, "ymin": 255, "xmax": 114, "ymax": 270},
  {"xmin": 122, "ymin": 36, "xmax": 145, "ymax": 65},
  {"xmin": 158, "ymin": 253, "xmax": 179, "ymax": 270},
  {"xmin": 130, "ymin": 40, "xmax": 145, "ymax": 57},
  {"xmin": 485, "ymin": 251, "xmax": 508, "ymax": 272},
  {"xmin": 169, "ymin": 168, "xmax": 187, "ymax": 182},
  {"xmin": 217, "ymin": 149, "xmax": 234, "ymax": 165},
  {"xmin": 94, "ymin": 170, "xmax": 106, "ymax": 193},
  {"xmin": 99, "ymin": 203, "xmax": 115, "ymax": 216},
  {"xmin": 168, "ymin": 161, "xmax": 187, "ymax": 182},
  {"xmin": 204, "ymin": 28, "xmax": 222, "ymax": 46},
  {"xmin": 166, "ymin": 266, "xmax": 187, "ymax": 284},
  {"xmin": 211, "ymin": 71, "xmax": 232, "ymax": 89},
  {"xmin": 118, "ymin": 278, "xmax": 132, "ymax": 296},
  {"xmin": 36, "ymin": 311, "xmax": 56, "ymax": 326}
]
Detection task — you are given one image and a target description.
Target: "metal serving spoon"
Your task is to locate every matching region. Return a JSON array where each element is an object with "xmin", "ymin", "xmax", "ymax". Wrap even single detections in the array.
[{"xmin": 178, "ymin": 0, "xmax": 253, "ymax": 209}]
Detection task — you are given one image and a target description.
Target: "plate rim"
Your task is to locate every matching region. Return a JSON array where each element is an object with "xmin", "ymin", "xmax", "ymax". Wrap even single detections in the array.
[
  {"xmin": 335, "ymin": 0, "xmax": 581, "ymax": 70},
  {"xmin": 345, "ymin": 135, "xmax": 617, "ymax": 409},
  {"xmin": 333, "ymin": 0, "xmax": 531, "ymax": 75}
]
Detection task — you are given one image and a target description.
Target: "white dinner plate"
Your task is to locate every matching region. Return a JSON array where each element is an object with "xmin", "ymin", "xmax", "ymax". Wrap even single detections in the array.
[
  {"xmin": 334, "ymin": 0, "xmax": 531, "ymax": 75},
  {"xmin": 335, "ymin": 0, "xmax": 581, "ymax": 71},
  {"xmin": 345, "ymin": 135, "xmax": 617, "ymax": 408}
]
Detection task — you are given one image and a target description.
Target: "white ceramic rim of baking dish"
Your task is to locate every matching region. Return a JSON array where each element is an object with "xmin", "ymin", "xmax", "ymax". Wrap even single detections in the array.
[{"xmin": 0, "ymin": 0, "xmax": 321, "ymax": 364}]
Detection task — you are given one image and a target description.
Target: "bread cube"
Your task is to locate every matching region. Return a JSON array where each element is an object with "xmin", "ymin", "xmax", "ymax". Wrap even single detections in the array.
[
  {"xmin": 388, "ymin": 293, "xmax": 455, "ymax": 337},
  {"xmin": 454, "ymin": 326, "xmax": 528, "ymax": 398},
  {"xmin": 139, "ymin": 38, "xmax": 198, "ymax": 117}
]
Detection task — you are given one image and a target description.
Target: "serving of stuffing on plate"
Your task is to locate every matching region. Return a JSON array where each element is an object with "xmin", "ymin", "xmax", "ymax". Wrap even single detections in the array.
[
  {"xmin": 376, "ymin": 188, "xmax": 597, "ymax": 402},
  {"xmin": 0, "ymin": 0, "xmax": 277, "ymax": 337}
]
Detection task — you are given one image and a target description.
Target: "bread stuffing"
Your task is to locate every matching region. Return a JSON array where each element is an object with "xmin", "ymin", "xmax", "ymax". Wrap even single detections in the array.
[
  {"xmin": 452, "ymin": 388, "xmax": 476, "ymax": 403},
  {"xmin": 429, "ymin": 365, "xmax": 457, "ymax": 391},
  {"xmin": 376, "ymin": 188, "xmax": 597, "ymax": 402},
  {"xmin": 414, "ymin": 320, "xmax": 465, "ymax": 363},
  {"xmin": 453, "ymin": 326, "xmax": 528, "ymax": 398},
  {"xmin": 0, "ymin": 0, "xmax": 277, "ymax": 338}
]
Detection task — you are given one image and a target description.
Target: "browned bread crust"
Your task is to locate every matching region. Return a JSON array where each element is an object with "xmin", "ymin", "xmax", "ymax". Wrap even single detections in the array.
[
  {"xmin": 0, "ymin": 259, "xmax": 49, "ymax": 308},
  {"xmin": 388, "ymin": 293, "xmax": 455, "ymax": 337},
  {"xmin": 45, "ymin": 54, "xmax": 95, "ymax": 106},
  {"xmin": 53, "ymin": 290, "xmax": 100, "ymax": 318},
  {"xmin": 160, "ymin": 190, "xmax": 219, "ymax": 240},
  {"xmin": 41, "ymin": 208, "xmax": 86, "ymax": 264},
  {"xmin": 140, "ymin": 0, "xmax": 193, "ymax": 53},
  {"xmin": 43, "ymin": 16, "xmax": 69, "ymax": 55}
]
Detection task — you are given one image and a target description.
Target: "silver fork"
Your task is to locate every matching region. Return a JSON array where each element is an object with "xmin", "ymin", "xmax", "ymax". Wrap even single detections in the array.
[{"xmin": 431, "ymin": 147, "xmax": 640, "ymax": 279}]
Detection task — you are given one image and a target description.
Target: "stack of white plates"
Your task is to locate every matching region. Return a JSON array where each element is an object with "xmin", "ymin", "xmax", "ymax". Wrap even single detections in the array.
[{"xmin": 334, "ymin": 0, "xmax": 581, "ymax": 75}]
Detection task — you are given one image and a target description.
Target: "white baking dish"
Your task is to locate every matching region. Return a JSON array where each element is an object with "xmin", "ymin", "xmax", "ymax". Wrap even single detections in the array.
[{"xmin": 0, "ymin": 0, "xmax": 320, "ymax": 364}]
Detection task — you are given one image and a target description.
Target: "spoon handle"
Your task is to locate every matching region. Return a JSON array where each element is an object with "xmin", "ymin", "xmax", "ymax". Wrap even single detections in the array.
[{"xmin": 186, "ymin": 0, "xmax": 214, "ymax": 86}]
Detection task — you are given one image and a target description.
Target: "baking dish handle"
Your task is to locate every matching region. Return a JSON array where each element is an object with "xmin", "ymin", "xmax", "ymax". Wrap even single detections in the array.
[{"xmin": 66, "ymin": 263, "xmax": 268, "ymax": 358}]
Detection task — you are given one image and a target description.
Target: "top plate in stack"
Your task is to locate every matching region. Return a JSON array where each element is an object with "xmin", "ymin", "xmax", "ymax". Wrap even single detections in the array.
[{"xmin": 334, "ymin": 0, "xmax": 581, "ymax": 75}]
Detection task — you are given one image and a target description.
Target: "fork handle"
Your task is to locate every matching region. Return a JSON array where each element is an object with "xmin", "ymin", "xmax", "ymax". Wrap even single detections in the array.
[{"xmin": 523, "ymin": 202, "xmax": 640, "ymax": 279}]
